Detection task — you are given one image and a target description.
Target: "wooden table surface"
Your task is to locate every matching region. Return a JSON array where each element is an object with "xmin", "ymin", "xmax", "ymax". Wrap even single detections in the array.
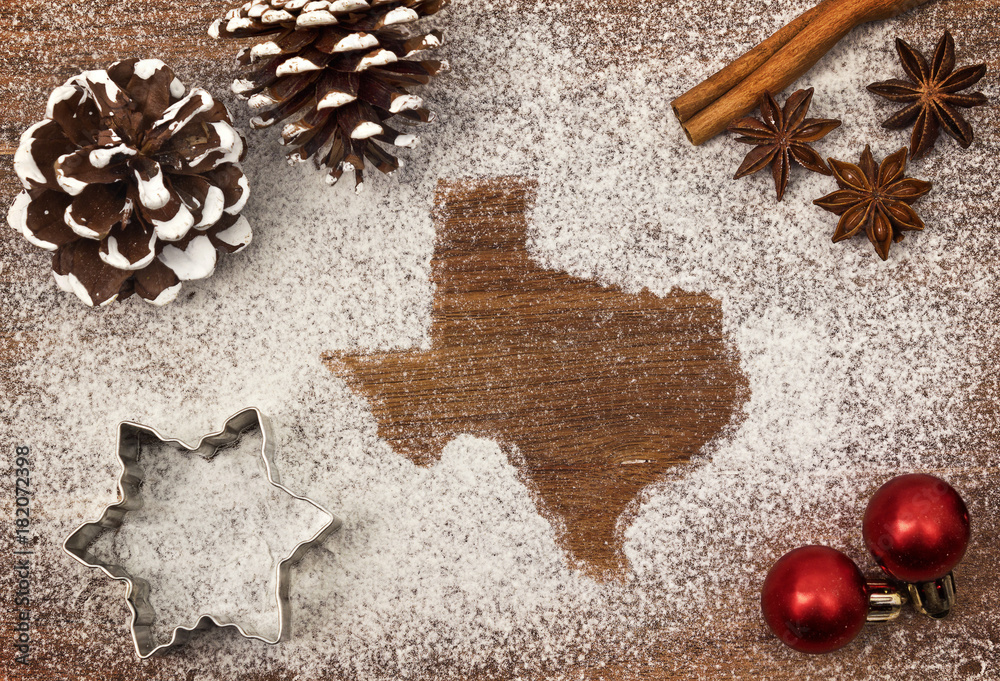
[{"xmin": 1, "ymin": 0, "xmax": 997, "ymax": 679}]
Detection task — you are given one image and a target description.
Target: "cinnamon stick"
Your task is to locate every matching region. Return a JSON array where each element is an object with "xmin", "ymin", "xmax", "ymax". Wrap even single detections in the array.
[
  {"xmin": 671, "ymin": 0, "xmax": 832, "ymax": 124},
  {"xmin": 672, "ymin": 0, "xmax": 931, "ymax": 146}
]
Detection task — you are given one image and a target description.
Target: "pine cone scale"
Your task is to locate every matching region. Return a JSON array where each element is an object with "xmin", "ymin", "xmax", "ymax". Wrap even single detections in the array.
[
  {"xmin": 142, "ymin": 190, "xmax": 197, "ymax": 242},
  {"xmin": 143, "ymin": 89, "xmax": 218, "ymax": 153},
  {"xmin": 276, "ymin": 50, "xmax": 333, "ymax": 77},
  {"xmin": 251, "ymin": 88, "xmax": 316, "ymax": 128},
  {"xmin": 217, "ymin": 15, "xmax": 280, "ymax": 39},
  {"xmin": 364, "ymin": 140, "xmax": 398, "ymax": 173},
  {"xmin": 240, "ymin": 29, "xmax": 319, "ymax": 65},
  {"xmin": 10, "ymin": 191, "xmax": 74, "ymax": 250},
  {"xmin": 133, "ymin": 258, "xmax": 180, "ymax": 302},
  {"xmin": 359, "ymin": 77, "xmax": 420, "ymax": 113},
  {"xmin": 297, "ymin": 11, "xmax": 341, "ymax": 28},
  {"xmin": 65, "ymin": 183, "xmax": 128, "ymax": 240},
  {"xmin": 299, "ymin": 127, "xmax": 336, "ymax": 160},
  {"xmin": 344, "ymin": 49, "xmax": 398, "ymax": 72},
  {"xmin": 100, "ymin": 221, "xmax": 157, "ymax": 271},
  {"xmin": 345, "ymin": 6, "xmax": 417, "ymax": 32},
  {"xmin": 46, "ymin": 88, "xmax": 101, "ymax": 146},
  {"xmin": 76, "ymin": 72, "xmax": 140, "ymax": 136},
  {"xmin": 209, "ymin": 214, "xmax": 253, "ymax": 253},
  {"xmin": 314, "ymin": 72, "xmax": 359, "ymax": 110},
  {"xmin": 53, "ymin": 240, "xmax": 134, "ymax": 306},
  {"xmin": 370, "ymin": 60, "xmax": 440, "ymax": 85},
  {"xmin": 250, "ymin": 71, "xmax": 323, "ymax": 112},
  {"xmin": 171, "ymin": 174, "xmax": 222, "ymax": 228},
  {"xmin": 186, "ymin": 123, "xmax": 246, "ymax": 173},
  {"xmin": 55, "ymin": 148, "xmax": 128, "ymax": 192},
  {"xmin": 122, "ymin": 72, "xmax": 176, "ymax": 131},
  {"xmin": 332, "ymin": 0, "xmax": 376, "ymax": 11},
  {"xmin": 90, "ymin": 144, "xmax": 140, "ymax": 172},
  {"xmin": 206, "ymin": 165, "xmax": 251, "ymax": 215},
  {"xmin": 262, "ymin": 8, "xmax": 297, "ymax": 24},
  {"xmin": 374, "ymin": 123, "xmax": 417, "ymax": 148},
  {"xmin": 380, "ymin": 30, "xmax": 441, "ymax": 58},
  {"xmin": 158, "ymin": 234, "xmax": 219, "ymax": 281},
  {"xmin": 324, "ymin": 71, "xmax": 361, "ymax": 97},
  {"xmin": 15, "ymin": 122, "xmax": 72, "ymax": 192},
  {"xmin": 132, "ymin": 158, "xmax": 172, "ymax": 210},
  {"xmin": 311, "ymin": 28, "xmax": 370, "ymax": 54}
]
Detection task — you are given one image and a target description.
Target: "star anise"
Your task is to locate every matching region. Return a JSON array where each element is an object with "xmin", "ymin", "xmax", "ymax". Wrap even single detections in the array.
[
  {"xmin": 727, "ymin": 88, "xmax": 841, "ymax": 201},
  {"xmin": 868, "ymin": 31, "xmax": 988, "ymax": 160},
  {"xmin": 813, "ymin": 145, "xmax": 932, "ymax": 261}
]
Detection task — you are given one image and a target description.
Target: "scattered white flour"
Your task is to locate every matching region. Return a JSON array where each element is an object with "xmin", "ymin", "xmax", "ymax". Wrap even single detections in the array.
[{"xmin": 1, "ymin": 0, "xmax": 998, "ymax": 679}]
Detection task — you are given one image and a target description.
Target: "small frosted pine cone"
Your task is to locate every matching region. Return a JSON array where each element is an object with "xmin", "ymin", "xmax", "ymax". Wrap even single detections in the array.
[
  {"xmin": 7, "ymin": 59, "xmax": 251, "ymax": 307},
  {"xmin": 210, "ymin": 0, "xmax": 448, "ymax": 191}
]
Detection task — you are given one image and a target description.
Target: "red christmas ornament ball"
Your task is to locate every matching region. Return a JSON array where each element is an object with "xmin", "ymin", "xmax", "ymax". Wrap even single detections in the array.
[
  {"xmin": 760, "ymin": 545, "xmax": 869, "ymax": 654},
  {"xmin": 863, "ymin": 473, "xmax": 970, "ymax": 583}
]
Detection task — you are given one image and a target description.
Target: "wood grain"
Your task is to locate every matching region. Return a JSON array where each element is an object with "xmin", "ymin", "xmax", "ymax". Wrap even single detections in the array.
[
  {"xmin": 325, "ymin": 178, "xmax": 747, "ymax": 578},
  {"xmin": 1, "ymin": 0, "xmax": 998, "ymax": 679}
]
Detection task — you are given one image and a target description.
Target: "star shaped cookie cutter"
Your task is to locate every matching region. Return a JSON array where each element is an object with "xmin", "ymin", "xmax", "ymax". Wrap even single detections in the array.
[{"xmin": 63, "ymin": 407, "xmax": 341, "ymax": 658}]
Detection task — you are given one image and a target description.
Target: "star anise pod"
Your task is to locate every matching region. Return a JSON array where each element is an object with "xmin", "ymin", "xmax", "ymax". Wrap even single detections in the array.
[
  {"xmin": 813, "ymin": 145, "xmax": 932, "ymax": 261},
  {"xmin": 727, "ymin": 88, "xmax": 841, "ymax": 201},
  {"xmin": 868, "ymin": 31, "xmax": 988, "ymax": 160}
]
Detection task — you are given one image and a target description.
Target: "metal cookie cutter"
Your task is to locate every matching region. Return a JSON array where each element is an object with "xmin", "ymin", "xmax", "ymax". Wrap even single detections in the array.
[{"xmin": 63, "ymin": 407, "xmax": 341, "ymax": 658}]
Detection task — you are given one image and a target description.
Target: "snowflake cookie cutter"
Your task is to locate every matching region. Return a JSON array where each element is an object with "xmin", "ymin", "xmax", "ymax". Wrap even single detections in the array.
[{"xmin": 63, "ymin": 407, "xmax": 341, "ymax": 658}]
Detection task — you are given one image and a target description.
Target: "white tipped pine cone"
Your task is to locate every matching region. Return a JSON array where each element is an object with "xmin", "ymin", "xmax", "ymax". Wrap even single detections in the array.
[
  {"xmin": 211, "ymin": 0, "xmax": 448, "ymax": 191},
  {"xmin": 7, "ymin": 59, "xmax": 251, "ymax": 307}
]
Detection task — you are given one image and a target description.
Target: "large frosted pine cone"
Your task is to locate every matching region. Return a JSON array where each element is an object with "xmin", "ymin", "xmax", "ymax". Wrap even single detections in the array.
[
  {"xmin": 7, "ymin": 59, "xmax": 252, "ymax": 307},
  {"xmin": 211, "ymin": 0, "xmax": 448, "ymax": 191}
]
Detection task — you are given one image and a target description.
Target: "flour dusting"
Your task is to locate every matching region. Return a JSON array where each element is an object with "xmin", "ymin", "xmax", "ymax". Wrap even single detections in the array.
[{"xmin": 1, "ymin": 0, "xmax": 998, "ymax": 679}]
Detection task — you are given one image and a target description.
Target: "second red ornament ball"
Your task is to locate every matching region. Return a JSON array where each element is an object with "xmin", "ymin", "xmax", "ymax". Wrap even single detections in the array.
[{"xmin": 760, "ymin": 545, "xmax": 869, "ymax": 654}]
